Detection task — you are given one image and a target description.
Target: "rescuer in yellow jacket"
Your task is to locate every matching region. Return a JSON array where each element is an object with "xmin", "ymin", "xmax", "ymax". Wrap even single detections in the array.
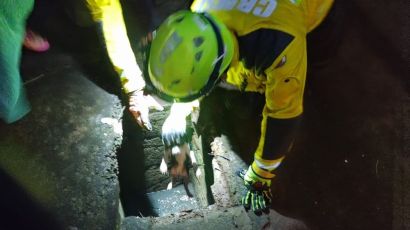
[
  {"xmin": 85, "ymin": 0, "xmax": 164, "ymax": 130},
  {"xmin": 147, "ymin": 0, "xmax": 334, "ymax": 215}
]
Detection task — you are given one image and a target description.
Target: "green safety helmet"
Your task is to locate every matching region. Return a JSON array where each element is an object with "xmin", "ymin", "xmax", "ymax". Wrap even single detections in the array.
[{"xmin": 148, "ymin": 10, "xmax": 234, "ymax": 102}]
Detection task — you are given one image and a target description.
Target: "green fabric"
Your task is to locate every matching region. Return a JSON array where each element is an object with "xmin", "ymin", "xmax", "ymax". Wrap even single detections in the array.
[{"xmin": 0, "ymin": 0, "xmax": 34, "ymax": 123}]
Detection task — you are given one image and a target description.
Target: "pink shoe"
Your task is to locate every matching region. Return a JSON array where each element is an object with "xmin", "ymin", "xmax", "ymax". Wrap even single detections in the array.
[{"xmin": 23, "ymin": 29, "xmax": 50, "ymax": 52}]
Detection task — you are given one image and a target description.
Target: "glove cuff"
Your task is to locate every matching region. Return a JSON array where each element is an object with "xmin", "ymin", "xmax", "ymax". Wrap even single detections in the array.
[{"xmin": 251, "ymin": 162, "xmax": 274, "ymax": 180}]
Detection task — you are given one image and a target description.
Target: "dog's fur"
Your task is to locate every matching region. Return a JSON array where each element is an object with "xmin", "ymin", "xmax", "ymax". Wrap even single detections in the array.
[{"xmin": 160, "ymin": 143, "xmax": 197, "ymax": 197}]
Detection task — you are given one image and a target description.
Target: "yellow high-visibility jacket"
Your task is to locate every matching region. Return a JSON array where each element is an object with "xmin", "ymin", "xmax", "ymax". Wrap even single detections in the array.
[
  {"xmin": 192, "ymin": 0, "xmax": 333, "ymax": 173},
  {"xmin": 86, "ymin": 0, "xmax": 145, "ymax": 93}
]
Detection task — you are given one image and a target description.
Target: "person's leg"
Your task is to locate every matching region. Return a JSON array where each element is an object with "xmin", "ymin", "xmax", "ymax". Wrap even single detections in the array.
[{"xmin": 0, "ymin": 0, "xmax": 34, "ymax": 123}]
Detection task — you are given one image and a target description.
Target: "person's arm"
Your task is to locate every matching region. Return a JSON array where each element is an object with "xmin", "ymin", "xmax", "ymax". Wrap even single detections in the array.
[
  {"xmin": 85, "ymin": 0, "xmax": 163, "ymax": 129},
  {"xmin": 241, "ymin": 34, "xmax": 307, "ymax": 215},
  {"xmin": 87, "ymin": 0, "xmax": 145, "ymax": 92}
]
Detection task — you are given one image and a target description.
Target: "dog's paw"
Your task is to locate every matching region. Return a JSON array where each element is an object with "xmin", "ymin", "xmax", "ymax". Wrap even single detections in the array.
[
  {"xmin": 160, "ymin": 158, "xmax": 168, "ymax": 175},
  {"xmin": 195, "ymin": 167, "xmax": 202, "ymax": 179},
  {"xmin": 167, "ymin": 181, "xmax": 173, "ymax": 190}
]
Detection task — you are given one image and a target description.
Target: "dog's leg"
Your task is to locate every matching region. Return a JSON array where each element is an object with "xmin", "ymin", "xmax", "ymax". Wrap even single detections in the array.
[
  {"xmin": 167, "ymin": 177, "xmax": 174, "ymax": 190},
  {"xmin": 160, "ymin": 157, "xmax": 168, "ymax": 175},
  {"xmin": 183, "ymin": 175, "xmax": 193, "ymax": 197},
  {"xmin": 189, "ymin": 149, "xmax": 202, "ymax": 179}
]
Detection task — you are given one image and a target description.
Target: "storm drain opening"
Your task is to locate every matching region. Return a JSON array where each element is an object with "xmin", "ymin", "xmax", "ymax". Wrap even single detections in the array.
[
  {"xmin": 118, "ymin": 92, "xmax": 308, "ymax": 229},
  {"xmin": 144, "ymin": 129, "xmax": 211, "ymax": 217},
  {"xmin": 118, "ymin": 105, "xmax": 214, "ymax": 218},
  {"xmin": 115, "ymin": 88, "xmax": 277, "ymax": 229}
]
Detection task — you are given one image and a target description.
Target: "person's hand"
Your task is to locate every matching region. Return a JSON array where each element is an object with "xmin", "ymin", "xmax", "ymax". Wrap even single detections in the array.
[
  {"xmin": 129, "ymin": 90, "xmax": 164, "ymax": 131},
  {"xmin": 239, "ymin": 164, "xmax": 273, "ymax": 216}
]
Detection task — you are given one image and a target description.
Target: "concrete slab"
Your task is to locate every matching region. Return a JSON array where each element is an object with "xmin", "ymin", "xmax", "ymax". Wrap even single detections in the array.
[
  {"xmin": 121, "ymin": 206, "xmax": 253, "ymax": 230},
  {"xmin": 121, "ymin": 205, "xmax": 308, "ymax": 230},
  {"xmin": 0, "ymin": 51, "xmax": 123, "ymax": 229},
  {"xmin": 210, "ymin": 135, "xmax": 308, "ymax": 230}
]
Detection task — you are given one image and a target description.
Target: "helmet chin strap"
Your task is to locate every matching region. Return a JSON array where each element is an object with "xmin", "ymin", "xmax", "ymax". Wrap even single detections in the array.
[{"xmin": 151, "ymin": 13, "xmax": 225, "ymax": 103}]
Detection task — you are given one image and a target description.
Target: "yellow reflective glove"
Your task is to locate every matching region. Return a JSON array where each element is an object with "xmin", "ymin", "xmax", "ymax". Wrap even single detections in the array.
[{"xmin": 240, "ymin": 164, "xmax": 273, "ymax": 216}]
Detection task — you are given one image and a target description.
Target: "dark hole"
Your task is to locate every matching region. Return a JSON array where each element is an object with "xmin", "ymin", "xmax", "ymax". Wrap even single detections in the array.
[
  {"xmin": 175, "ymin": 16, "xmax": 184, "ymax": 23},
  {"xmin": 195, "ymin": 50, "xmax": 203, "ymax": 61},
  {"xmin": 193, "ymin": 37, "xmax": 204, "ymax": 47},
  {"xmin": 171, "ymin": 79, "xmax": 181, "ymax": 86}
]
